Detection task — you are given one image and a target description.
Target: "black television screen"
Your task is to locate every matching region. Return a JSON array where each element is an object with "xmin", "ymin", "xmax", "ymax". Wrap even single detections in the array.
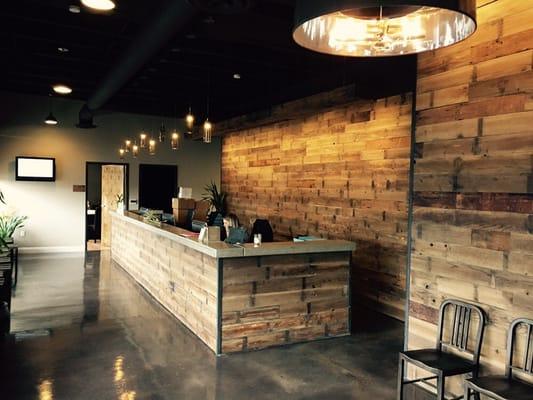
[{"xmin": 16, "ymin": 157, "xmax": 56, "ymax": 181}]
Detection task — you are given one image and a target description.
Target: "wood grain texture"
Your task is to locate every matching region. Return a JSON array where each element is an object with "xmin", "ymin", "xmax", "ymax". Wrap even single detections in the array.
[
  {"xmin": 409, "ymin": 0, "xmax": 533, "ymax": 394},
  {"xmin": 221, "ymin": 92, "xmax": 413, "ymax": 320},
  {"xmin": 110, "ymin": 215, "xmax": 219, "ymax": 352},
  {"xmin": 221, "ymin": 252, "xmax": 350, "ymax": 353}
]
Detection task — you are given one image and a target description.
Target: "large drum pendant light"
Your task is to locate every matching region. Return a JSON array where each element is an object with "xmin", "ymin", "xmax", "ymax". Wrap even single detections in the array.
[{"xmin": 293, "ymin": 0, "xmax": 476, "ymax": 57}]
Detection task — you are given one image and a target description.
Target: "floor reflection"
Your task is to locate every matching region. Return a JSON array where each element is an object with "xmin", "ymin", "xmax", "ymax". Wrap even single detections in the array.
[{"xmin": 1, "ymin": 251, "xmax": 405, "ymax": 400}]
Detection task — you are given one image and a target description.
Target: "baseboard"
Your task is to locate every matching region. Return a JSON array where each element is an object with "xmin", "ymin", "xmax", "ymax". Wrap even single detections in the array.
[{"xmin": 18, "ymin": 246, "xmax": 85, "ymax": 255}]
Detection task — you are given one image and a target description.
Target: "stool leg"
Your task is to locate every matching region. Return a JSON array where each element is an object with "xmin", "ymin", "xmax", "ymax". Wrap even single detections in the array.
[
  {"xmin": 436, "ymin": 373, "xmax": 445, "ymax": 400},
  {"xmin": 464, "ymin": 383, "xmax": 470, "ymax": 400},
  {"xmin": 397, "ymin": 356, "xmax": 404, "ymax": 400}
]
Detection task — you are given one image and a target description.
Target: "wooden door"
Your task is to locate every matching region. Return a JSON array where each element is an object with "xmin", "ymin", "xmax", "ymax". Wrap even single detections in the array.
[{"xmin": 101, "ymin": 165, "xmax": 124, "ymax": 247}]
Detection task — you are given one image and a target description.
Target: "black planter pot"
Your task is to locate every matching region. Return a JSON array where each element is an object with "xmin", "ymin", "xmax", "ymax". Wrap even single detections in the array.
[{"xmin": 207, "ymin": 212, "xmax": 224, "ymax": 228}]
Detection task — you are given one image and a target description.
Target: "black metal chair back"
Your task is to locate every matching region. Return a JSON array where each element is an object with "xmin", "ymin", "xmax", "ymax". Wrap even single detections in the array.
[
  {"xmin": 436, "ymin": 299, "xmax": 486, "ymax": 365},
  {"xmin": 506, "ymin": 318, "xmax": 533, "ymax": 379}
]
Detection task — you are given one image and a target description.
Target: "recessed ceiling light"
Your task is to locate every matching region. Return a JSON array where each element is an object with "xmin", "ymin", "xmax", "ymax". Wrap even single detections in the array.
[
  {"xmin": 57, "ymin": 47, "xmax": 70, "ymax": 53},
  {"xmin": 81, "ymin": 0, "xmax": 116, "ymax": 11},
  {"xmin": 233, "ymin": 73, "xmax": 241, "ymax": 80},
  {"xmin": 53, "ymin": 84, "xmax": 73, "ymax": 95},
  {"xmin": 69, "ymin": 5, "xmax": 81, "ymax": 13}
]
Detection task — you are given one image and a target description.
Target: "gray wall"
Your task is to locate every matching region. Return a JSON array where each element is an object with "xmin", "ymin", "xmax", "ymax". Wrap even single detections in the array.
[{"xmin": 0, "ymin": 91, "xmax": 221, "ymax": 251}]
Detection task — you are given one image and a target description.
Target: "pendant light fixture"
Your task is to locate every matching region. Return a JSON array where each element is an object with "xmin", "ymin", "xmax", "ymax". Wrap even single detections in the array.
[
  {"xmin": 171, "ymin": 104, "xmax": 181, "ymax": 150},
  {"xmin": 203, "ymin": 72, "xmax": 213, "ymax": 143},
  {"xmin": 293, "ymin": 0, "xmax": 476, "ymax": 57},
  {"xmin": 119, "ymin": 148, "xmax": 125, "ymax": 160},
  {"xmin": 171, "ymin": 132, "xmax": 180, "ymax": 150},
  {"xmin": 149, "ymin": 138, "xmax": 156, "ymax": 155},
  {"xmin": 185, "ymin": 106, "xmax": 195, "ymax": 134},
  {"xmin": 44, "ymin": 112, "xmax": 58, "ymax": 125},
  {"xmin": 158, "ymin": 123, "xmax": 166, "ymax": 143},
  {"xmin": 132, "ymin": 143, "xmax": 139, "ymax": 158},
  {"xmin": 44, "ymin": 94, "xmax": 58, "ymax": 125},
  {"xmin": 124, "ymin": 139, "xmax": 131, "ymax": 152},
  {"xmin": 140, "ymin": 131, "xmax": 147, "ymax": 148}
]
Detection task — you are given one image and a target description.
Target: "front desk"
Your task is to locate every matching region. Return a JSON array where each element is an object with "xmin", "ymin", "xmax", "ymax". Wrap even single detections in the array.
[{"xmin": 111, "ymin": 211, "xmax": 356, "ymax": 355}]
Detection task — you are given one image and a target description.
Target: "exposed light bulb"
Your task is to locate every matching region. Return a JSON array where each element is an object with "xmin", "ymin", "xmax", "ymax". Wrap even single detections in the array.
[
  {"xmin": 185, "ymin": 108, "xmax": 195, "ymax": 133},
  {"xmin": 149, "ymin": 139, "xmax": 156, "ymax": 155},
  {"xmin": 140, "ymin": 132, "xmax": 147, "ymax": 148},
  {"xmin": 132, "ymin": 144, "xmax": 139, "ymax": 158},
  {"xmin": 119, "ymin": 148, "xmax": 125, "ymax": 159},
  {"xmin": 171, "ymin": 131, "xmax": 180, "ymax": 150},
  {"xmin": 124, "ymin": 139, "xmax": 131, "ymax": 152},
  {"xmin": 203, "ymin": 119, "xmax": 213, "ymax": 143}
]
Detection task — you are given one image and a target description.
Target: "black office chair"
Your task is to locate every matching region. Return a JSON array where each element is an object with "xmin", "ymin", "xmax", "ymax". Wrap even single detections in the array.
[
  {"xmin": 464, "ymin": 318, "xmax": 533, "ymax": 400},
  {"xmin": 398, "ymin": 299, "xmax": 486, "ymax": 400},
  {"xmin": 250, "ymin": 219, "xmax": 274, "ymax": 243}
]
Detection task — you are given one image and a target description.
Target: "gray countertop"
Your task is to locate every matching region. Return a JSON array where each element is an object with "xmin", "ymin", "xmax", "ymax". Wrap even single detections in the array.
[{"xmin": 111, "ymin": 212, "xmax": 356, "ymax": 259}]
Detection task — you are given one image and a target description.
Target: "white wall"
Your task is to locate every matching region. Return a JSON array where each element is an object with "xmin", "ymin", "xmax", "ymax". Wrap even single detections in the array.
[{"xmin": 0, "ymin": 91, "xmax": 221, "ymax": 251}]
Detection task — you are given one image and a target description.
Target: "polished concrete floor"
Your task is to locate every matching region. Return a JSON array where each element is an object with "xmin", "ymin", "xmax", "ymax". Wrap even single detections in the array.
[{"xmin": 0, "ymin": 251, "xmax": 422, "ymax": 400}]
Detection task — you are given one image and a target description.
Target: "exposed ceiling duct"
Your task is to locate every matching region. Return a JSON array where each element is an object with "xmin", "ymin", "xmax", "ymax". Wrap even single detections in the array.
[{"xmin": 78, "ymin": 0, "xmax": 197, "ymax": 128}]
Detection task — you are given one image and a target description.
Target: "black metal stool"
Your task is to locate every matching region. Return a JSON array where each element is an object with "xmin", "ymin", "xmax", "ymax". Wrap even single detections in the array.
[
  {"xmin": 398, "ymin": 299, "xmax": 486, "ymax": 400},
  {"xmin": 464, "ymin": 318, "xmax": 533, "ymax": 400}
]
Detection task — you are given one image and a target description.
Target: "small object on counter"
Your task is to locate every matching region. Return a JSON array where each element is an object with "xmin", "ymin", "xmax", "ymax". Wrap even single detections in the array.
[
  {"xmin": 207, "ymin": 226, "xmax": 221, "ymax": 242},
  {"xmin": 293, "ymin": 236, "xmax": 326, "ymax": 242},
  {"xmin": 178, "ymin": 187, "xmax": 193, "ymax": 198},
  {"xmin": 253, "ymin": 233, "xmax": 262, "ymax": 247},
  {"xmin": 198, "ymin": 226, "xmax": 207, "ymax": 243}
]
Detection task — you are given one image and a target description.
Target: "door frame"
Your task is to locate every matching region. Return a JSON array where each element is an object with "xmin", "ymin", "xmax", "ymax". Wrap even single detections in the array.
[{"xmin": 84, "ymin": 161, "xmax": 129, "ymax": 252}]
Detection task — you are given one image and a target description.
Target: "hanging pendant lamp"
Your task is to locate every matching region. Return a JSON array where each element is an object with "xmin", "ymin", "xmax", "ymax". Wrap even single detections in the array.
[
  {"xmin": 159, "ymin": 123, "xmax": 166, "ymax": 143},
  {"xmin": 185, "ymin": 106, "xmax": 195, "ymax": 134},
  {"xmin": 132, "ymin": 143, "xmax": 139, "ymax": 158},
  {"xmin": 293, "ymin": 0, "xmax": 476, "ymax": 57},
  {"xmin": 44, "ymin": 112, "xmax": 58, "ymax": 125},
  {"xmin": 203, "ymin": 72, "xmax": 213, "ymax": 143}
]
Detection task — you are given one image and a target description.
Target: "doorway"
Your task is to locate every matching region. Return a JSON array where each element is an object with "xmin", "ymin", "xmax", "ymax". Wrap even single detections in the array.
[
  {"xmin": 85, "ymin": 162, "xmax": 129, "ymax": 252},
  {"xmin": 138, "ymin": 164, "xmax": 178, "ymax": 213}
]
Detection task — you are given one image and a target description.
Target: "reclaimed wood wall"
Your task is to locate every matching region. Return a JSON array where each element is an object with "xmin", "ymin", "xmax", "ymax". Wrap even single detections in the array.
[
  {"xmin": 221, "ymin": 252, "xmax": 350, "ymax": 353},
  {"xmin": 221, "ymin": 92, "xmax": 413, "ymax": 320},
  {"xmin": 408, "ymin": 0, "xmax": 533, "ymax": 391}
]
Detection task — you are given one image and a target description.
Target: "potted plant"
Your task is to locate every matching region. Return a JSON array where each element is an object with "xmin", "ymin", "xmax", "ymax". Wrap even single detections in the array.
[
  {"xmin": 116, "ymin": 193, "xmax": 125, "ymax": 215},
  {"xmin": 0, "ymin": 205, "xmax": 28, "ymax": 247},
  {"xmin": 143, "ymin": 209, "xmax": 161, "ymax": 227},
  {"xmin": 202, "ymin": 181, "xmax": 227, "ymax": 227}
]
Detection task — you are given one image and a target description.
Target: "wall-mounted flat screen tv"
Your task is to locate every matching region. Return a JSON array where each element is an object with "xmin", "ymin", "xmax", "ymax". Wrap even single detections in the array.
[{"xmin": 16, "ymin": 157, "xmax": 56, "ymax": 181}]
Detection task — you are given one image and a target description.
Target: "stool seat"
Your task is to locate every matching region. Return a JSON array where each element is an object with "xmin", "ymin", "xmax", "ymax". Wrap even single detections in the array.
[
  {"xmin": 402, "ymin": 349, "xmax": 476, "ymax": 376},
  {"xmin": 466, "ymin": 376, "xmax": 533, "ymax": 400}
]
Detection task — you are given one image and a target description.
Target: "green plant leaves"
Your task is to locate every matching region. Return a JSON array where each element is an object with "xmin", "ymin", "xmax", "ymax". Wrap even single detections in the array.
[
  {"xmin": 202, "ymin": 181, "xmax": 227, "ymax": 216},
  {"xmin": 0, "ymin": 215, "xmax": 28, "ymax": 241}
]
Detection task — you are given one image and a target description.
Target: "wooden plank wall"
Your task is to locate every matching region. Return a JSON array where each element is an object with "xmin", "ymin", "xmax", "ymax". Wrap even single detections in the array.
[
  {"xmin": 408, "ymin": 0, "xmax": 533, "ymax": 392},
  {"xmin": 221, "ymin": 92, "xmax": 413, "ymax": 320},
  {"xmin": 110, "ymin": 215, "xmax": 219, "ymax": 352},
  {"xmin": 221, "ymin": 252, "xmax": 350, "ymax": 353}
]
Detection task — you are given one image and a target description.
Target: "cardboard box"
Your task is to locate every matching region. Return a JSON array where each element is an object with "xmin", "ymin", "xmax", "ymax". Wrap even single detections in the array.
[
  {"xmin": 172, "ymin": 198, "xmax": 196, "ymax": 210},
  {"xmin": 173, "ymin": 209, "xmax": 190, "ymax": 225},
  {"xmin": 178, "ymin": 187, "xmax": 193, "ymax": 198}
]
